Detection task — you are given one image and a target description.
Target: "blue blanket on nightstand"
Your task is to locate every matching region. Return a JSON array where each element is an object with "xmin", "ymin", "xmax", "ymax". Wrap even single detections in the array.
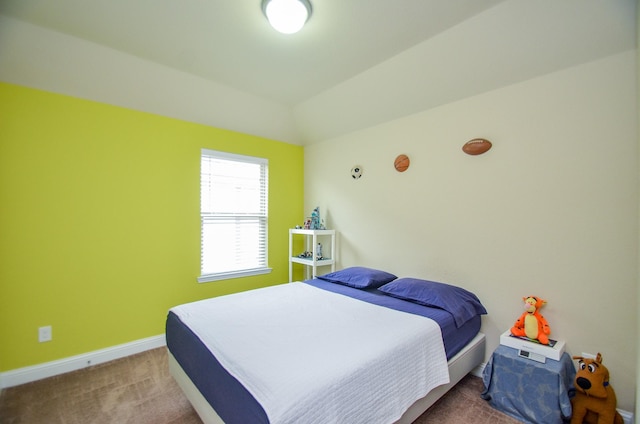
[{"xmin": 481, "ymin": 345, "xmax": 576, "ymax": 424}]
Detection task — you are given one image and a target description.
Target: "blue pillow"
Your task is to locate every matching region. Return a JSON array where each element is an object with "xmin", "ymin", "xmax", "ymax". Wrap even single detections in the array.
[
  {"xmin": 317, "ymin": 267, "xmax": 397, "ymax": 289},
  {"xmin": 378, "ymin": 278, "xmax": 487, "ymax": 328}
]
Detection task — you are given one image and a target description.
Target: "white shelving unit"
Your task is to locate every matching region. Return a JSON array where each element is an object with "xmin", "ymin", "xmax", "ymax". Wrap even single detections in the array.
[{"xmin": 289, "ymin": 229, "xmax": 336, "ymax": 282}]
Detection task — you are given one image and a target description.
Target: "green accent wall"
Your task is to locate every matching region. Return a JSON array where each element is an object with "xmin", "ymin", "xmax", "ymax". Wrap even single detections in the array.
[{"xmin": 0, "ymin": 82, "xmax": 304, "ymax": 371}]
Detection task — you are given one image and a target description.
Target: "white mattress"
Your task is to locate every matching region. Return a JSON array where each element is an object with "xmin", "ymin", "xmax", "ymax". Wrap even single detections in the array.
[{"xmin": 170, "ymin": 282, "xmax": 450, "ymax": 424}]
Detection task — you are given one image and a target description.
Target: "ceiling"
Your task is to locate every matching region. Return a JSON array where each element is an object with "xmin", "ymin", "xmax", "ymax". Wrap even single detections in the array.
[
  {"xmin": 0, "ymin": 0, "xmax": 636, "ymax": 144},
  {"xmin": 0, "ymin": 0, "xmax": 507, "ymax": 105}
]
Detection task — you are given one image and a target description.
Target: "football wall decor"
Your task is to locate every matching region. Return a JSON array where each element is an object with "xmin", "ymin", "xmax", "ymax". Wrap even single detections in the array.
[{"xmin": 462, "ymin": 138, "xmax": 492, "ymax": 155}]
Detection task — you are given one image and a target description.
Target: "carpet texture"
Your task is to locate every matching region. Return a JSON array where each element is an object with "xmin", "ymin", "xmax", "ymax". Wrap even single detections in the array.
[
  {"xmin": 413, "ymin": 373, "xmax": 521, "ymax": 424},
  {"xmin": 0, "ymin": 347, "xmax": 520, "ymax": 423}
]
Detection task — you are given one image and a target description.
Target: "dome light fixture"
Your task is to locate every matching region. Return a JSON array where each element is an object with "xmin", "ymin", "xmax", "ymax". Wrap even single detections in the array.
[{"xmin": 262, "ymin": 0, "xmax": 312, "ymax": 34}]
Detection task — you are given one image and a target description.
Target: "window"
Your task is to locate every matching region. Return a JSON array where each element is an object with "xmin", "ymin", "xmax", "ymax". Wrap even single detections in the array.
[{"xmin": 198, "ymin": 149, "xmax": 270, "ymax": 283}]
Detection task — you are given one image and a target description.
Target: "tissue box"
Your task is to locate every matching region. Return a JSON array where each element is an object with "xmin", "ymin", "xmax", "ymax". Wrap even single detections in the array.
[{"xmin": 500, "ymin": 330, "xmax": 566, "ymax": 361}]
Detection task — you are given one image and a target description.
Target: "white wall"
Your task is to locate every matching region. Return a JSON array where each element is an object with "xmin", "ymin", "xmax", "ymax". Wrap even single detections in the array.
[{"xmin": 304, "ymin": 51, "xmax": 638, "ymax": 411}]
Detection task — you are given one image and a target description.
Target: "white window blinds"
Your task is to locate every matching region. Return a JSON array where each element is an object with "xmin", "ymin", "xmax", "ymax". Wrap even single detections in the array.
[{"xmin": 199, "ymin": 149, "xmax": 270, "ymax": 282}]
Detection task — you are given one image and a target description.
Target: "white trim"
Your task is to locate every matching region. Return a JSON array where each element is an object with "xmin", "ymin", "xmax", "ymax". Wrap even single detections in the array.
[
  {"xmin": 470, "ymin": 362, "xmax": 486, "ymax": 377},
  {"xmin": 619, "ymin": 409, "xmax": 634, "ymax": 424},
  {"xmin": 201, "ymin": 148, "xmax": 268, "ymax": 165},
  {"xmin": 198, "ymin": 266, "xmax": 272, "ymax": 283},
  {"xmin": 0, "ymin": 334, "xmax": 165, "ymax": 389},
  {"xmin": 2, "ymin": 337, "xmax": 634, "ymax": 424}
]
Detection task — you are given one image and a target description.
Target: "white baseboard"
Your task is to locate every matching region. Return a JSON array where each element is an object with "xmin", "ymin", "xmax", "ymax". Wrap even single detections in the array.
[
  {"xmin": 619, "ymin": 409, "xmax": 634, "ymax": 424},
  {"xmin": 0, "ymin": 334, "xmax": 165, "ymax": 389},
  {"xmin": 1, "ymin": 340, "xmax": 635, "ymax": 424},
  {"xmin": 470, "ymin": 362, "xmax": 486, "ymax": 377}
]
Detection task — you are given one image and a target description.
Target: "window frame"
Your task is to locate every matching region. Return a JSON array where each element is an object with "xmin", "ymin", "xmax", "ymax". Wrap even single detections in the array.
[{"xmin": 198, "ymin": 148, "xmax": 271, "ymax": 283}]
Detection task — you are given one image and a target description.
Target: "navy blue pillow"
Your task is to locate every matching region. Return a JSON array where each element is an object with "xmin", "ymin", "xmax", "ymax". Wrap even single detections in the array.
[
  {"xmin": 378, "ymin": 278, "xmax": 487, "ymax": 327},
  {"xmin": 317, "ymin": 267, "xmax": 397, "ymax": 289}
]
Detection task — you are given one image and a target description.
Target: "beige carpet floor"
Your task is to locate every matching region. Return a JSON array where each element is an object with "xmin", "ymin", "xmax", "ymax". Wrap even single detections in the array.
[{"xmin": 0, "ymin": 347, "xmax": 520, "ymax": 424}]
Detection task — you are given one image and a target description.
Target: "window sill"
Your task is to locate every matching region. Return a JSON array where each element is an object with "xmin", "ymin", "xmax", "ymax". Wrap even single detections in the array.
[{"xmin": 197, "ymin": 267, "xmax": 272, "ymax": 283}]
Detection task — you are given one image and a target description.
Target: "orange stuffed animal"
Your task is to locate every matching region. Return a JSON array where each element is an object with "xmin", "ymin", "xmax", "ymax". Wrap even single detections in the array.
[
  {"xmin": 570, "ymin": 353, "xmax": 623, "ymax": 424},
  {"xmin": 510, "ymin": 295, "xmax": 551, "ymax": 345}
]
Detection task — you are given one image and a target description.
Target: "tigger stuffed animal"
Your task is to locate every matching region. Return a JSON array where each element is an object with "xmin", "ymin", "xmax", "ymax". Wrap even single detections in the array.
[
  {"xmin": 570, "ymin": 353, "xmax": 623, "ymax": 424},
  {"xmin": 510, "ymin": 295, "xmax": 551, "ymax": 344}
]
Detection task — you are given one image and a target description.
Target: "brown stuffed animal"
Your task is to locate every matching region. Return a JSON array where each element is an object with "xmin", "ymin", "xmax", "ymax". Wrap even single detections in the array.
[{"xmin": 570, "ymin": 353, "xmax": 623, "ymax": 424}]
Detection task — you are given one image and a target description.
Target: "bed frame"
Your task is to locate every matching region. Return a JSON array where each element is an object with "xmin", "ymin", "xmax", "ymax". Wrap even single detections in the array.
[{"xmin": 168, "ymin": 332, "xmax": 486, "ymax": 424}]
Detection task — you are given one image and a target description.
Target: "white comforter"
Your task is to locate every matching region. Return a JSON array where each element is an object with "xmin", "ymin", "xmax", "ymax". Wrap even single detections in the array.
[{"xmin": 171, "ymin": 282, "xmax": 449, "ymax": 424}]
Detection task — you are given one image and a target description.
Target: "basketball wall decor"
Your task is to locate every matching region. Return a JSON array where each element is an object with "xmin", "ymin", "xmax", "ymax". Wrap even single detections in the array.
[
  {"xmin": 462, "ymin": 138, "xmax": 492, "ymax": 155},
  {"xmin": 394, "ymin": 154, "xmax": 410, "ymax": 172}
]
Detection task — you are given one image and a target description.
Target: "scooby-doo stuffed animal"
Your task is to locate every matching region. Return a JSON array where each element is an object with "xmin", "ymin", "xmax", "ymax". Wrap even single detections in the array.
[
  {"xmin": 510, "ymin": 295, "xmax": 551, "ymax": 344},
  {"xmin": 570, "ymin": 353, "xmax": 623, "ymax": 424}
]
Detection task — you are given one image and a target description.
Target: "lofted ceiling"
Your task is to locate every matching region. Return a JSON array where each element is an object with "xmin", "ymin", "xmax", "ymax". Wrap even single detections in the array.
[{"xmin": 0, "ymin": 0, "xmax": 636, "ymax": 144}]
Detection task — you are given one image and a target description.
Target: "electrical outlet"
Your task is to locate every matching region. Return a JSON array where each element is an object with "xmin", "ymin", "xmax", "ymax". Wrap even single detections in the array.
[
  {"xmin": 38, "ymin": 325, "xmax": 52, "ymax": 343},
  {"xmin": 581, "ymin": 352, "xmax": 597, "ymax": 359}
]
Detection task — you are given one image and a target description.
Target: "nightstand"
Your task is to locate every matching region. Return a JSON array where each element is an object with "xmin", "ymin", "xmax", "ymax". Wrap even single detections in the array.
[{"xmin": 481, "ymin": 345, "xmax": 576, "ymax": 424}]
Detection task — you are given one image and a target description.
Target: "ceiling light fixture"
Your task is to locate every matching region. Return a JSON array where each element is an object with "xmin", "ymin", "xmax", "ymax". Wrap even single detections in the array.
[{"xmin": 262, "ymin": 0, "xmax": 312, "ymax": 34}]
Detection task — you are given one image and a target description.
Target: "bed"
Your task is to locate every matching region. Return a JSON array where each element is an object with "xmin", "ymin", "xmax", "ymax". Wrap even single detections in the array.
[{"xmin": 166, "ymin": 267, "xmax": 487, "ymax": 424}]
